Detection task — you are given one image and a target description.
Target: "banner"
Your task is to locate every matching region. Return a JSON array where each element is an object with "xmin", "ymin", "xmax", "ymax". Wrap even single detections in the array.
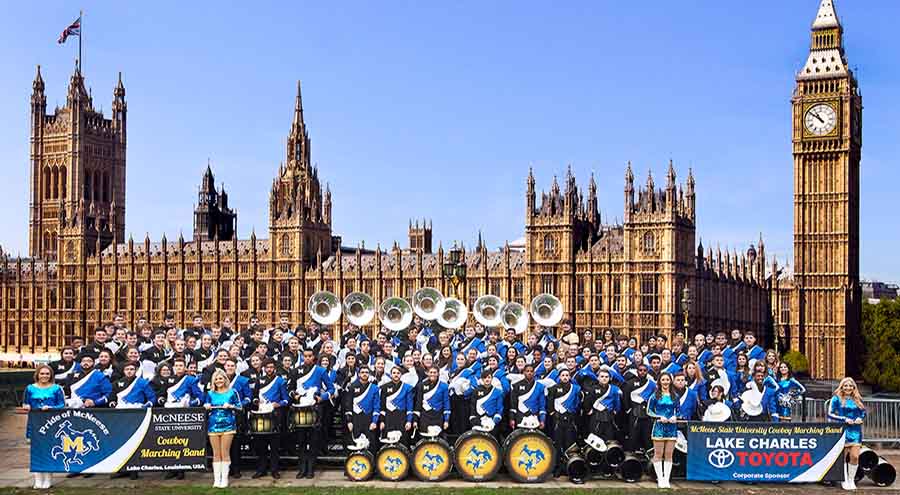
[
  {"xmin": 686, "ymin": 422, "xmax": 845, "ymax": 483},
  {"xmin": 30, "ymin": 408, "xmax": 207, "ymax": 473}
]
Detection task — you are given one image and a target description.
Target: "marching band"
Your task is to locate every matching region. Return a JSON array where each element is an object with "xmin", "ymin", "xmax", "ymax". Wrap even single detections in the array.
[{"xmin": 23, "ymin": 287, "xmax": 869, "ymax": 490}]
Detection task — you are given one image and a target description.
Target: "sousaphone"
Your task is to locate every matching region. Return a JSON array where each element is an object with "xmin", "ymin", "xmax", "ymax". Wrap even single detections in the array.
[
  {"xmin": 437, "ymin": 297, "xmax": 468, "ymax": 329},
  {"xmin": 473, "ymin": 294, "xmax": 504, "ymax": 327},
  {"xmin": 412, "ymin": 287, "xmax": 445, "ymax": 321},
  {"xmin": 499, "ymin": 302, "xmax": 529, "ymax": 335},
  {"xmin": 530, "ymin": 293, "xmax": 563, "ymax": 328},
  {"xmin": 379, "ymin": 297, "xmax": 414, "ymax": 332},
  {"xmin": 343, "ymin": 292, "xmax": 376, "ymax": 326},
  {"xmin": 308, "ymin": 290, "xmax": 341, "ymax": 325}
]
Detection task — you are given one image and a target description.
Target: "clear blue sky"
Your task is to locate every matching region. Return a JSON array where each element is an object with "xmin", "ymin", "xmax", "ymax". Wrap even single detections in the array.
[{"xmin": 0, "ymin": 1, "xmax": 897, "ymax": 282}]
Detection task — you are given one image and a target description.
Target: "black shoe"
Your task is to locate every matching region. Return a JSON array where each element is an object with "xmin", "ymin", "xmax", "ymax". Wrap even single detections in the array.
[
  {"xmin": 129, "ymin": 473, "xmax": 138, "ymax": 480},
  {"xmin": 572, "ymin": 477, "xmax": 585, "ymax": 485},
  {"xmin": 175, "ymin": 472, "xmax": 184, "ymax": 480},
  {"xmin": 305, "ymin": 466, "xmax": 314, "ymax": 479},
  {"xmin": 251, "ymin": 471, "xmax": 266, "ymax": 479},
  {"xmin": 231, "ymin": 469, "xmax": 242, "ymax": 479},
  {"xmin": 271, "ymin": 471, "xmax": 281, "ymax": 479},
  {"xmin": 67, "ymin": 473, "xmax": 80, "ymax": 479},
  {"xmin": 83, "ymin": 474, "xmax": 94, "ymax": 479},
  {"xmin": 296, "ymin": 470, "xmax": 305, "ymax": 479},
  {"xmin": 163, "ymin": 472, "xmax": 178, "ymax": 480}
]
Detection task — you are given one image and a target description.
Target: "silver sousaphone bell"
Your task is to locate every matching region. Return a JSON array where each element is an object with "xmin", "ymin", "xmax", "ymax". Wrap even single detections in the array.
[
  {"xmin": 499, "ymin": 302, "xmax": 529, "ymax": 335},
  {"xmin": 343, "ymin": 292, "xmax": 376, "ymax": 327},
  {"xmin": 530, "ymin": 293, "xmax": 563, "ymax": 327},
  {"xmin": 379, "ymin": 296, "xmax": 414, "ymax": 332},
  {"xmin": 437, "ymin": 297, "xmax": 468, "ymax": 329},
  {"xmin": 308, "ymin": 290, "xmax": 342, "ymax": 325},
  {"xmin": 413, "ymin": 287, "xmax": 445, "ymax": 321},
  {"xmin": 473, "ymin": 294, "xmax": 504, "ymax": 327}
]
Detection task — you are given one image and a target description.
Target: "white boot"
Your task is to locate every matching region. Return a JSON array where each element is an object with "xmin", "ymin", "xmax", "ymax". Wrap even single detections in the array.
[
  {"xmin": 32, "ymin": 473, "xmax": 41, "ymax": 489},
  {"xmin": 661, "ymin": 460, "xmax": 671, "ymax": 488},
  {"xmin": 653, "ymin": 461, "xmax": 664, "ymax": 488},
  {"xmin": 221, "ymin": 462, "xmax": 230, "ymax": 488},
  {"xmin": 212, "ymin": 462, "xmax": 221, "ymax": 488},
  {"xmin": 847, "ymin": 463, "xmax": 858, "ymax": 490},
  {"xmin": 841, "ymin": 463, "xmax": 852, "ymax": 490}
]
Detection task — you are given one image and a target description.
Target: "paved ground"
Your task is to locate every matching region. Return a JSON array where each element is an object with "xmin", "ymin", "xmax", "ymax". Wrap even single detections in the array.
[{"xmin": 2, "ymin": 410, "xmax": 897, "ymax": 491}]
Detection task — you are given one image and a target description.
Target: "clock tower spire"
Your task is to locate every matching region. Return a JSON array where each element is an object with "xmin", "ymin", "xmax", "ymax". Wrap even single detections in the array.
[{"xmin": 791, "ymin": 0, "xmax": 861, "ymax": 379}]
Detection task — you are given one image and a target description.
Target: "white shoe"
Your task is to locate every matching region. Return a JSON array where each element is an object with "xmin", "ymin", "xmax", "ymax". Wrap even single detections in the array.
[
  {"xmin": 32, "ymin": 473, "xmax": 41, "ymax": 490},
  {"xmin": 847, "ymin": 463, "xmax": 858, "ymax": 490},
  {"xmin": 653, "ymin": 461, "xmax": 664, "ymax": 488},
  {"xmin": 221, "ymin": 462, "xmax": 230, "ymax": 488},
  {"xmin": 841, "ymin": 463, "xmax": 852, "ymax": 490},
  {"xmin": 212, "ymin": 462, "xmax": 221, "ymax": 488}
]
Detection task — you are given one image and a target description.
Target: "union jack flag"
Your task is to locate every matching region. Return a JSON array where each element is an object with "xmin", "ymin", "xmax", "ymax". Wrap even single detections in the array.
[{"xmin": 57, "ymin": 16, "xmax": 81, "ymax": 44}]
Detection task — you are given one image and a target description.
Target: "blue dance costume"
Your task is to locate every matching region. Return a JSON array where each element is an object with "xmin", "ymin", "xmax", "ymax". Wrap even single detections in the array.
[
  {"xmin": 827, "ymin": 396, "xmax": 866, "ymax": 446},
  {"xmin": 647, "ymin": 393, "xmax": 678, "ymax": 440},
  {"xmin": 774, "ymin": 377, "xmax": 806, "ymax": 421},
  {"xmin": 205, "ymin": 389, "xmax": 244, "ymax": 433},
  {"xmin": 23, "ymin": 384, "xmax": 65, "ymax": 438}
]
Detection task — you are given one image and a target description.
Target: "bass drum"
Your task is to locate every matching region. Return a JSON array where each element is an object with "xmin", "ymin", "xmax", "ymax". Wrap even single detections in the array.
[
  {"xmin": 502, "ymin": 428, "xmax": 557, "ymax": 483},
  {"xmin": 411, "ymin": 437, "xmax": 453, "ymax": 481},
  {"xmin": 345, "ymin": 450, "xmax": 374, "ymax": 482},
  {"xmin": 454, "ymin": 430, "xmax": 502, "ymax": 481},
  {"xmin": 375, "ymin": 443, "xmax": 411, "ymax": 481}
]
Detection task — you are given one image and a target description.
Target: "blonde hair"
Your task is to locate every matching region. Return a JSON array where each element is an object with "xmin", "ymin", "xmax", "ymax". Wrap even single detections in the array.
[
  {"xmin": 834, "ymin": 377, "xmax": 865, "ymax": 410},
  {"xmin": 33, "ymin": 364, "xmax": 54, "ymax": 384},
  {"xmin": 210, "ymin": 369, "xmax": 231, "ymax": 392}
]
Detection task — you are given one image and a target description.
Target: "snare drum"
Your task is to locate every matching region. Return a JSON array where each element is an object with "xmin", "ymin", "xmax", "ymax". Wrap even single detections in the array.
[
  {"xmin": 502, "ymin": 428, "xmax": 556, "ymax": 483},
  {"xmin": 288, "ymin": 405, "xmax": 317, "ymax": 430},
  {"xmin": 453, "ymin": 430, "xmax": 501, "ymax": 481},
  {"xmin": 411, "ymin": 437, "xmax": 452, "ymax": 481},
  {"xmin": 345, "ymin": 450, "xmax": 374, "ymax": 482},
  {"xmin": 376, "ymin": 443, "xmax": 411, "ymax": 481},
  {"xmin": 248, "ymin": 410, "xmax": 277, "ymax": 435}
]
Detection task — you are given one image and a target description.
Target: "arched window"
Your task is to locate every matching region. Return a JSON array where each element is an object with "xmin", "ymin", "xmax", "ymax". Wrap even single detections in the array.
[
  {"xmin": 280, "ymin": 234, "xmax": 291, "ymax": 256},
  {"xmin": 43, "ymin": 167, "xmax": 51, "ymax": 200},
  {"xmin": 51, "ymin": 166, "xmax": 59, "ymax": 199},
  {"xmin": 60, "ymin": 167, "xmax": 67, "ymax": 199},
  {"xmin": 93, "ymin": 172, "xmax": 100, "ymax": 203},
  {"xmin": 642, "ymin": 232, "xmax": 655, "ymax": 254}
]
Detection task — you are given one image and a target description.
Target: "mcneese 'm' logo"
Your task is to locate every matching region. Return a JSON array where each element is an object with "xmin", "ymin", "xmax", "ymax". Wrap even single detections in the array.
[{"xmin": 51, "ymin": 420, "xmax": 100, "ymax": 471}]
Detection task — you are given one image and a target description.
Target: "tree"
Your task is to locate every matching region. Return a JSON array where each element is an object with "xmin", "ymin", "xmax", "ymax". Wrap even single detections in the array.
[{"xmin": 861, "ymin": 299, "xmax": 900, "ymax": 392}]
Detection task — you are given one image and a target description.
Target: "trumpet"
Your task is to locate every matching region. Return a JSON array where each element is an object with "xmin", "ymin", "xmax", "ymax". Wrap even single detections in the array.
[
  {"xmin": 530, "ymin": 293, "xmax": 563, "ymax": 327},
  {"xmin": 473, "ymin": 294, "xmax": 504, "ymax": 327},
  {"xmin": 413, "ymin": 287, "xmax": 445, "ymax": 321},
  {"xmin": 437, "ymin": 297, "xmax": 468, "ymax": 329},
  {"xmin": 308, "ymin": 290, "xmax": 341, "ymax": 325},
  {"xmin": 500, "ymin": 302, "xmax": 529, "ymax": 334},
  {"xmin": 343, "ymin": 292, "xmax": 376, "ymax": 326},
  {"xmin": 379, "ymin": 297, "xmax": 414, "ymax": 332}
]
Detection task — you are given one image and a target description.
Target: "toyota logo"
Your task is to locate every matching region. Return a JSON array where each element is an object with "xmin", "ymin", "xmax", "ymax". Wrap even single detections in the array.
[{"xmin": 708, "ymin": 449, "xmax": 734, "ymax": 469}]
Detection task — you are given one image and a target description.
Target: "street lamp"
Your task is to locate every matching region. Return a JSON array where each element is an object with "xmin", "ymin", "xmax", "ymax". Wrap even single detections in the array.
[
  {"xmin": 681, "ymin": 285, "xmax": 692, "ymax": 335},
  {"xmin": 442, "ymin": 242, "xmax": 466, "ymax": 298}
]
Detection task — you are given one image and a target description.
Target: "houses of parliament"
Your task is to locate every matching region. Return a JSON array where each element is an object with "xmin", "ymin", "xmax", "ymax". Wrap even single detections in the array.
[{"xmin": 0, "ymin": 1, "xmax": 861, "ymax": 379}]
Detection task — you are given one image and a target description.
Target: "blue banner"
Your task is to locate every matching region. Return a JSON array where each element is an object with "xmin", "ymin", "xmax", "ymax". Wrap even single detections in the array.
[
  {"xmin": 686, "ymin": 422, "xmax": 845, "ymax": 483},
  {"xmin": 30, "ymin": 408, "xmax": 207, "ymax": 473}
]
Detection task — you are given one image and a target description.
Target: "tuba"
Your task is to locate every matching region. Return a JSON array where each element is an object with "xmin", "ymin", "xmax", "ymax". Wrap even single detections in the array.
[
  {"xmin": 412, "ymin": 287, "xmax": 445, "ymax": 321},
  {"xmin": 473, "ymin": 294, "xmax": 504, "ymax": 327},
  {"xmin": 343, "ymin": 292, "xmax": 376, "ymax": 327},
  {"xmin": 308, "ymin": 290, "xmax": 342, "ymax": 325},
  {"xmin": 379, "ymin": 297, "xmax": 413, "ymax": 332},
  {"xmin": 530, "ymin": 293, "xmax": 563, "ymax": 328},
  {"xmin": 437, "ymin": 297, "xmax": 468, "ymax": 329},
  {"xmin": 499, "ymin": 302, "xmax": 529, "ymax": 335}
]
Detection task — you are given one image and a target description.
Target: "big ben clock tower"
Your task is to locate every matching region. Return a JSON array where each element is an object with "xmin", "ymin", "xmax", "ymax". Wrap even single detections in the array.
[{"xmin": 792, "ymin": 0, "xmax": 862, "ymax": 379}]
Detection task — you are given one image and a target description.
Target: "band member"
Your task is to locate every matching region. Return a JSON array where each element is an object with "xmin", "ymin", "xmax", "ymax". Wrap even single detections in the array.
[
  {"xmin": 22, "ymin": 364, "xmax": 65, "ymax": 489},
  {"xmin": 49, "ymin": 346, "xmax": 77, "ymax": 384},
  {"xmin": 343, "ymin": 366, "xmax": 380, "ymax": 450},
  {"xmin": 380, "ymin": 366, "xmax": 415, "ymax": 446},
  {"xmin": 735, "ymin": 332, "xmax": 765, "ymax": 369},
  {"xmin": 672, "ymin": 372, "xmax": 699, "ymax": 420},
  {"xmin": 414, "ymin": 366, "xmax": 450, "ymax": 437},
  {"xmin": 704, "ymin": 354, "xmax": 733, "ymax": 398},
  {"xmin": 288, "ymin": 349, "xmax": 335, "ymax": 479},
  {"xmin": 204, "ymin": 369, "xmax": 243, "ymax": 488},
  {"xmin": 546, "ymin": 368, "xmax": 583, "ymax": 483},
  {"xmin": 140, "ymin": 330, "xmax": 169, "ymax": 379},
  {"xmin": 647, "ymin": 372, "xmax": 678, "ymax": 489},
  {"xmin": 737, "ymin": 370, "xmax": 777, "ymax": 422},
  {"xmin": 773, "ymin": 362, "xmax": 806, "ymax": 422},
  {"xmin": 828, "ymin": 377, "xmax": 866, "ymax": 491},
  {"xmin": 64, "ymin": 353, "xmax": 112, "ymax": 408},
  {"xmin": 194, "ymin": 334, "xmax": 216, "ymax": 374},
  {"xmin": 509, "ymin": 364, "xmax": 546, "ymax": 429},
  {"xmin": 698, "ymin": 384, "xmax": 732, "ymax": 422},
  {"xmin": 583, "ymin": 368, "xmax": 622, "ymax": 442},
  {"xmin": 251, "ymin": 359, "xmax": 290, "ymax": 479},
  {"xmin": 108, "ymin": 361, "xmax": 156, "ymax": 409},
  {"xmin": 80, "ymin": 327, "xmax": 109, "ymax": 359},
  {"xmin": 448, "ymin": 353, "xmax": 476, "ymax": 435},
  {"xmin": 623, "ymin": 363, "xmax": 655, "ymax": 453},
  {"xmin": 469, "ymin": 369, "xmax": 504, "ymax": 434}
]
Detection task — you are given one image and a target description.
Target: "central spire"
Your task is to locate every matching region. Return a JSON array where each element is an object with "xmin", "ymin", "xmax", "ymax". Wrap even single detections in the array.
[
  {"xmin": 292, "ymin": 80, "xmax": 304, "ymax": 132},
  {"xmin": 812, "ymin": 0, "xmax": 840, "ymax": 30}
]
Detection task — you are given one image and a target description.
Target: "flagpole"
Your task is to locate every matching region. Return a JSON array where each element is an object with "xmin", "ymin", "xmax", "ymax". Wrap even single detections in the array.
[{"xmin": 78, "ymin": 9, "xmax": 83, "ymax": 73}]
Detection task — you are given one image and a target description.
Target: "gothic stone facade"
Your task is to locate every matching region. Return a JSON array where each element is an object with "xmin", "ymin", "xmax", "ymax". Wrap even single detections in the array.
[{"xmin": 0, "ymin": 2, "xmax": 859, "ymax": 379}]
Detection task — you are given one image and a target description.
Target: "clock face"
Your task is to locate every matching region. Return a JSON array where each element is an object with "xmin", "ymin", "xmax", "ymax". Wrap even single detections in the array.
[{"xmin": 804, "ymin": 104, "xmax": 837, "ymax": 136}]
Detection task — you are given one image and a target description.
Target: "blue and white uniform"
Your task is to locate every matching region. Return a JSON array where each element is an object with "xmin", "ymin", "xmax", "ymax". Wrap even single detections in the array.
[
  {"xmin": 774, "ymin": 377, "xmax": 806, "ymax": 421},
  {"xmin": 827, "ymin": 396, "xmax": 866, "ymax": 446},
  {"xmin": 65, "ymin": 369, "xmax": 111, "ymax": 407}
]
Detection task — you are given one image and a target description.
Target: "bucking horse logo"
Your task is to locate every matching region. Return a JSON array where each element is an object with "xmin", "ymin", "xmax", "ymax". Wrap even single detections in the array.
[
  {"xmin": 465, "ymin": 445, "xmax": 493, "ymax": 471},
  {"xmin": 384, "ymin": 455, "xmax": 403, "ymax": 474},
  {"xmin": 51, "ymin": 421, "xmax": 100, "ymax": 472},
  {"xmin": 421, "ymin": 450, "xmax": 444, "ymax": 474},
  {"xmin": 351, "ymin": 459, "xmax": 367, "ymax": 474}
]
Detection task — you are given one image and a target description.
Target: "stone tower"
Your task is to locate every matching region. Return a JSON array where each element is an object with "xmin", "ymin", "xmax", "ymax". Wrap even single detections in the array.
[
  {"xmin": 193, "ymin": 163, "xmax": 237, "ymax": 241},
  {"xmin": 408, "ymin": 219, "xmax": 432, "ymax": 253},
  {"xmin": 791, "ymin": 0, "xmax": 862, "ymax": 378},
  {"xmin": 29, "ymin": 65, "xmax": 126, "ymax": 260}
]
